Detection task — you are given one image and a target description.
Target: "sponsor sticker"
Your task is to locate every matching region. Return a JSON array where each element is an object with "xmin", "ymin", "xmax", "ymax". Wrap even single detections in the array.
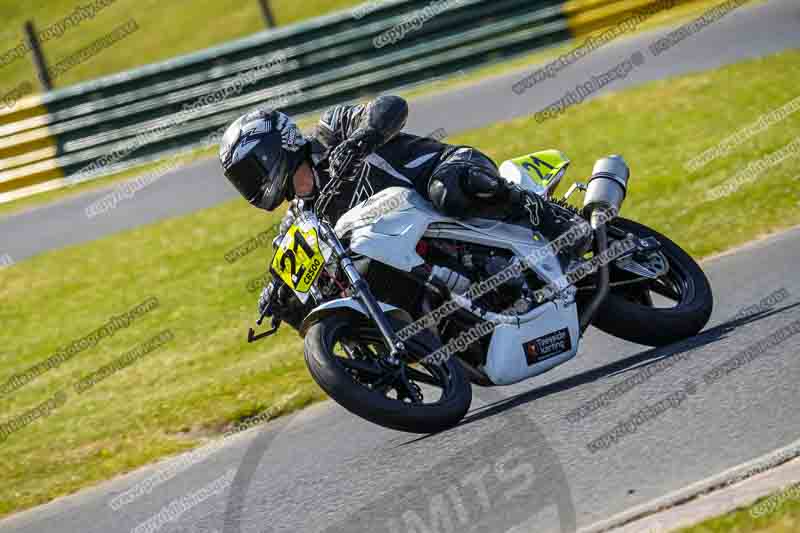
[{"xmin": 524, "ymin": 328, "xmax": 572, "ymax": 365}]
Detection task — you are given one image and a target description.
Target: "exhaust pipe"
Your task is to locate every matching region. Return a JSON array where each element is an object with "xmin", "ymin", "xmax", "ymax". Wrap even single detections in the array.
[
  {"xmin": 579, "ymin": 211, "xmax": 610, "ymax": 334},
  {"xmin": 579, "ymin": 155, "xmax": 629, "ymax": 334},
  {"xmin": 582, "ymin": 155, "xmax": 630, "ymax": 218}
]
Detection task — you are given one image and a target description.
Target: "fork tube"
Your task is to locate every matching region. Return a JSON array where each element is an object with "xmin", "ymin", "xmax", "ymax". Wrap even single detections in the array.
[{"xmin": 319, "ymin": 222, "xmax": 404, "ymax": 362}]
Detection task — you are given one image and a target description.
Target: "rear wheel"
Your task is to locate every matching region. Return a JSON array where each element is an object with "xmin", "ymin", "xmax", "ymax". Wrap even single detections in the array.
[
  {"xmin": 304, "ymin": 314, "xmax": 472, "ymax": 433},
  {"xmin": 590, "ymin": 218, "xmax": 713, "ymax": 346}
]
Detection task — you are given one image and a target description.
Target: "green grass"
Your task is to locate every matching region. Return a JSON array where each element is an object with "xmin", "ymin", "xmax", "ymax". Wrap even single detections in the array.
[
  {"xmin": 0, "ymin": 0, "xmax": 764, "ymax": 214},
  {"xmin": 1, "ymin": 49, "xmax": 799, "ymax": 518},
  {"xmin": 678, "ymin": 484, "xmax": 800, "ymax": 532},
  {"xmin": 0, "ymin": 0, "xmax": 366, "ymax": 94},
  {"xmin": 454, "ymin": 48, "xmax": 800, "ymax": 259}
]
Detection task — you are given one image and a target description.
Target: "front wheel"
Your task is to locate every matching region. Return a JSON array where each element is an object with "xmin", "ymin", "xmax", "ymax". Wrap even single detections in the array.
[
  {"xmin": 304, "ymin": 314, "xmax": 472, "ymax": 433},
  {"xmin": 590, "ymin": 218, "xmax": 713, "ymax": 347}
]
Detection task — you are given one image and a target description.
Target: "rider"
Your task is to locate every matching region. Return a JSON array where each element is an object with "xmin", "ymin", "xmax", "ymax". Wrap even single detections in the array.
[{"xmin": 219, "ymin": 95, "xmax": 560, "ymax": 329}]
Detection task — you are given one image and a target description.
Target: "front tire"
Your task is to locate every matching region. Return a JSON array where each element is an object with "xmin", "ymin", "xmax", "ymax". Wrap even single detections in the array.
[
  {"xmin": 304, "ymin": 314, "xmax": 472, "ymax": 433},
  {"xmin": 590, "ymin": 218, "xmax": 713, "ymax": 347}
]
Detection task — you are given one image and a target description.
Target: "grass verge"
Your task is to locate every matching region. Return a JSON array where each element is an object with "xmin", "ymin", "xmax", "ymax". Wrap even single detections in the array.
[
  {"xmin": 1, "ymin": 48, "xmax": 799, "ymax": 518},
  {"xmin": 678, "ymin": 482, "xmax": 800, "ymax": 532}
]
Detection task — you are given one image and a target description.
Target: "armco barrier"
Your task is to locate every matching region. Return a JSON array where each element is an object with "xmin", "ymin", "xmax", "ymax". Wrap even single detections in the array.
[{"xmin": 0, "ymin": 0, "xmax": 700, "ymax": 203}]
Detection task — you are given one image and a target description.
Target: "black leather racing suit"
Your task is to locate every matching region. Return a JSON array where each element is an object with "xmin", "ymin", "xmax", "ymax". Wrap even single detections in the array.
[
  {"xmin": 305, "ymin": 95, "xmax": 544, "ymax": 225},
  {"xmin": 268, "ymin": 95, "xmax": 554, "ymax": 328}
]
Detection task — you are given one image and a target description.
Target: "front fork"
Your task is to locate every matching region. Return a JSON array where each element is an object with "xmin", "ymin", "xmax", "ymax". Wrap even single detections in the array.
[{"xmin": 317, "ymin": 221, "xmax": 404, "ymax": 365}]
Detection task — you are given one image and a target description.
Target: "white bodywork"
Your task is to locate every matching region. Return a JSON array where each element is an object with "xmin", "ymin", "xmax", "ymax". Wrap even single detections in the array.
[
  {"xmin": 334, "ymin": 187, "xmax": 580, "ymax": 386},
  {"xmin": 299, "ymin": 297, "xmax": 411, "ymax": 336}
]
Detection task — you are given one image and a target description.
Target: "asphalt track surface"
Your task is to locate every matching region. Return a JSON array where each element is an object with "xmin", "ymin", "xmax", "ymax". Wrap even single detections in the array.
[
  {"xmin": 3, "ymin": 226, "xmax": 800, "ymax": 533},
  {"xmin": 1, "ymin": 0, "xmax": 799, "ymax": 262},
  {"xmin": 2, "ymin": 2, "xmax": 800, "ymax": 533}
]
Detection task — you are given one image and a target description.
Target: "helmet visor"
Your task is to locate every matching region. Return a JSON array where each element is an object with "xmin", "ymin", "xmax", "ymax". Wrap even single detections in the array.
[
  {"xmin": 257, "ymin": 154, "xmax": 291, "ymax": 211},
  {"xmin": 224, "ymin": 154, "xmax": 269, "ymax": 202}
]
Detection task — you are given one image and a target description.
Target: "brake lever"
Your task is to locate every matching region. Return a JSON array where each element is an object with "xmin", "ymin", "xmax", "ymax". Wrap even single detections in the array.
[
  {"xmin": 247, "ymin": 280, "xmax": 282, "ymax": 343},
  {"xmin": 248, "ymin": 315, "xmax": 282, "ymax": 343}
]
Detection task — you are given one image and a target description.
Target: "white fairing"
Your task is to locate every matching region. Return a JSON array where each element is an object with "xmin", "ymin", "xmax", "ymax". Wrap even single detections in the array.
[
  {"xmin": 300, "ymin": 297, "xmax": 410, "ymax": 336},
  {"xmin": 335, "ymin": 187, "xmax": 580, "ymax": 385},
  {"xmin": 484, "ymin": 302, "xmax": 579, "ymax": 385},
  {"xmin": 334, "ymin": 187, "xmax": 438, "ymax": 272}
]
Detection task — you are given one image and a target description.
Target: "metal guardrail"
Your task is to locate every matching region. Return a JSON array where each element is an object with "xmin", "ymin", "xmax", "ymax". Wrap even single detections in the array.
[{"xmin": 0, "ymin": 0, "xmax": 694, "ymax": 203}]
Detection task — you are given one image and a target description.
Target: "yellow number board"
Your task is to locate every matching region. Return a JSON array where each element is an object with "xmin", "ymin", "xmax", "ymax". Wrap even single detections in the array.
[{"xmin": 270, "ymin": 220, "xmax": 331, "ymax": 303}]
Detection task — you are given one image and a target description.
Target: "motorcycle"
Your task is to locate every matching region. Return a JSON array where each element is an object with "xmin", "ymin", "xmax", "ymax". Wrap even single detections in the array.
[{"xmin": 247, "ymin": 150, "xmax": 713, "ymax": 433}]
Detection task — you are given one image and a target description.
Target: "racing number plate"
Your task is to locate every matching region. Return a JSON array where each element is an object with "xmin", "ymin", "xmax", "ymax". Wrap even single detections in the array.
[{"xmin": 270, "ymin": 219, "xmax": 332, "ymax": 303}]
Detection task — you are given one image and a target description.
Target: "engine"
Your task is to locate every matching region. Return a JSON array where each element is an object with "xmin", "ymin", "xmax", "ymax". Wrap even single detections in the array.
[{"xmin": 416, "ymin": 239, "xmax": 545, "ymax": 315}]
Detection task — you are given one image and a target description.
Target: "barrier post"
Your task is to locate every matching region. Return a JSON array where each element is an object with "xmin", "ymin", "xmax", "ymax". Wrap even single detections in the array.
[
  {"xmin": 24, "ymin": 20, "xmax": 53, "ymax": 91},
  {"xmin": 257, "ymin": 0, "xmax": 277, "ymax": 28}
]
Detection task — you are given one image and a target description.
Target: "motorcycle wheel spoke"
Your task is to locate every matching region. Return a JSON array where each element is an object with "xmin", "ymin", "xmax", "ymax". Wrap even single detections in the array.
[
  {"xmin": 640, "ymin": 289, "xmax": 654, "ymax": 307},
  {"xmin": 649, "ymin": 278, "xmax": 682, "ymax": 302},
  {"xmin": 337, "ymin": 357, "xmax": 385, "ymax": 377},
  {"xmin": 335, "ymin": 335, "xmax": 450, "ymax": 405},
  {"xmin": 398, "ymin": 372, "xmax": 423, "ymax": 404},
  {"xmin": 404, "ymin": 366, "xmax": 444, "ymax": 388}
]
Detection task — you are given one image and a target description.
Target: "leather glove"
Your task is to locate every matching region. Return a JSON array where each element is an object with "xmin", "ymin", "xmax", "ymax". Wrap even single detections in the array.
[
  {"xmin": 257, "ymin": 279, "xmax": 308, "ymax": 330},
  {"xmin": 328, "ymin": 128, "xmax": 383, "ymax": 180},
  {"xmin": 272, "ymin": 200, "xmax": 304, "ymax": 250},
  {"xmin": 258, "ymin": 279, "xmax": 280, "ymax": 317}
]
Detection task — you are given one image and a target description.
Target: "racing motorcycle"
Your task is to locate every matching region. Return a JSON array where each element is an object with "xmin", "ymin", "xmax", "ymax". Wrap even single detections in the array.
[{"xmin": 247, "ymin": 150, "xmax": 713, "ymax": 433}]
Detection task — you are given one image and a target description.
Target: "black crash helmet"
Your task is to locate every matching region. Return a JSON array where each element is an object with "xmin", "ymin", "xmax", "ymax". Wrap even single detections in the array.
[{"xmin": 219, "ymin": 109, "xmax": 308, "ymax": 211}]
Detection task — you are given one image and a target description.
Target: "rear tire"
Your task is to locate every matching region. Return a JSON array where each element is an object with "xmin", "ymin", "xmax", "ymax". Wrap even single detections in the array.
[
  {"xmin": 304, "ymin": 314, "xmax": 472, "ymax": 433},
  {"xmin": 591, "ymin": 218, "xmax": 713, "ymax": 347}
]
